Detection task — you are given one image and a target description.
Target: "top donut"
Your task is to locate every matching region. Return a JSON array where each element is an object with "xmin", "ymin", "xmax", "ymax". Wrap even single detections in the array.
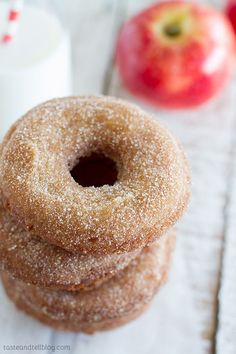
[{"xmin": 0, "ymin": 96, "xmax": 190, "ymax": 254}]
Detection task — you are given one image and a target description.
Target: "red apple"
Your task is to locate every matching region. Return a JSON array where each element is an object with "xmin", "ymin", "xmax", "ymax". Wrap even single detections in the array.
[
  {"xmin": 116, "ymin": 1, "xmax": 235, "ymax": 109},
  {"xmin": 226, "ymin": 0, "xmax": 236, "ymax": 33}
]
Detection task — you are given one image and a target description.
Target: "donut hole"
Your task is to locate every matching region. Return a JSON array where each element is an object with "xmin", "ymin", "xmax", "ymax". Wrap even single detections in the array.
[{"xmin": 70, "ymin": 153, "xmax": 118, "ymax": 187}]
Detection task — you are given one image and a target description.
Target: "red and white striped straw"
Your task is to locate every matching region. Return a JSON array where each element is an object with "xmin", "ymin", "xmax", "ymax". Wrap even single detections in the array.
[{"xmin": 1, "ymin": 0, "xmax": 24, "ymax": 44}]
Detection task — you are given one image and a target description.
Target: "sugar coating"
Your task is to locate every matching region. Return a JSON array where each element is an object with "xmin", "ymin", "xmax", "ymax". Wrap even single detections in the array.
[
  {"xmin": 0, "ymin": 202, "xmax": 140, "ymax": 290},
  {"xmin": 2, "ymin": 231, "xmax": 175, "ymax": 332},
  {"xmin": 0, "ymin": 96, "xmax": 190, "ymax": 254}
]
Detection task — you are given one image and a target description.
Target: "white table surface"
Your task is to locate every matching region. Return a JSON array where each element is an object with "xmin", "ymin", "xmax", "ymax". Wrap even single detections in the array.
[{"xmin": 1, "ymin": 1, "xmax": 236, "ymax": 353}]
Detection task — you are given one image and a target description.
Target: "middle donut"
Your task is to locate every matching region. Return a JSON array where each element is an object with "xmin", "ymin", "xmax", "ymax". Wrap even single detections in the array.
[{"xmin": 0, "ymin": 203, "xmax": 140, "ymax": 291}]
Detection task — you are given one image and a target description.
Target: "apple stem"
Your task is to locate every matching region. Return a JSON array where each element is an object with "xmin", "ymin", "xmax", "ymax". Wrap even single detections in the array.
[{"xmin": 164, "ymin": 23, "xmax": 181, "ymax": 37}]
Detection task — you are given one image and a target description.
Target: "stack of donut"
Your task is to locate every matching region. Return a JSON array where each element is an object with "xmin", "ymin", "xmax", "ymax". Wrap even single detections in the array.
[{"xmin": 0, "ymin": 96, "xmax": 190, "ymax": 333}]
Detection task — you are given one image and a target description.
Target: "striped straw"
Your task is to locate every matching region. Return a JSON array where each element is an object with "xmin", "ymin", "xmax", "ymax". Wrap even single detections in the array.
[{"xmin": 1, "ymin": 0, "xmax": 24, "ymax": 44}]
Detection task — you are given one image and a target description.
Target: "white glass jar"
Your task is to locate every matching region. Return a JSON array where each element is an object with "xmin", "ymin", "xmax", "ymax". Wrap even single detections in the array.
[{"xmin": 0, "ymin": 2, "xmax": 72, "ymax": 139}]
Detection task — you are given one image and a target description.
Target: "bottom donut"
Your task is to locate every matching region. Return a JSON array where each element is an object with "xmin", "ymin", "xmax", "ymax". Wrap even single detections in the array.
[{"xmin": 1, "ymin": 231, "xmax": 175, "ymax": 333}]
